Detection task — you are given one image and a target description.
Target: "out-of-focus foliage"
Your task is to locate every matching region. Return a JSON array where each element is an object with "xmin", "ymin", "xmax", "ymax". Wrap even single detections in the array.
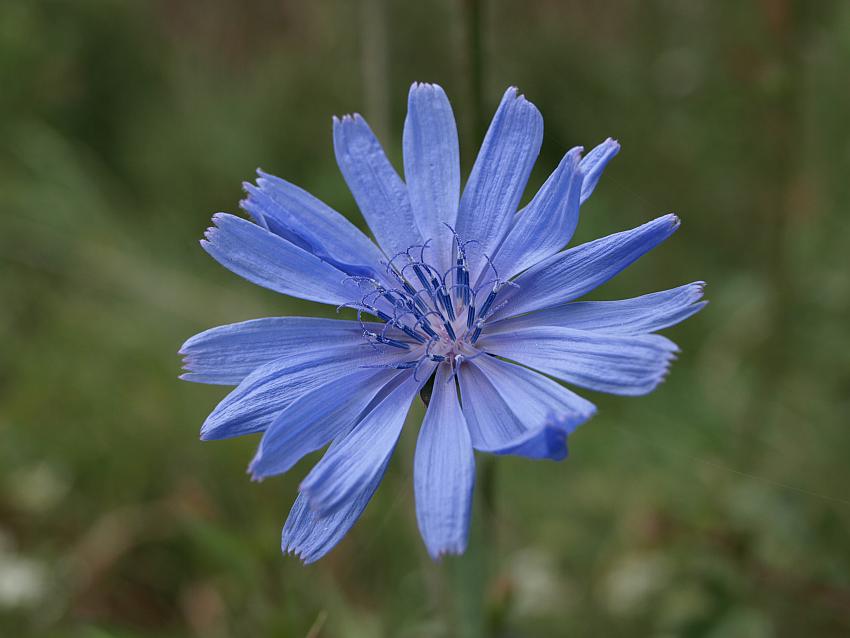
[{"xmin": 2, "ymin": 0, "xmax": 849, "ymax": 636}]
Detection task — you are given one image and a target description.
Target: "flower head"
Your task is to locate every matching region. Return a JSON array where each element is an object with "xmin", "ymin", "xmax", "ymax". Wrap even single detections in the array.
[{"xmin": 180, "ymin": 83, "xmax": 705, "ymax": 562}]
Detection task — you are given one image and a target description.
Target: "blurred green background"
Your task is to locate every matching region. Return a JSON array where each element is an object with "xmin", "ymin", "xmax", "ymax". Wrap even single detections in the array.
[{"xmin": 2, "ymin": 0, "xmax": 850, "ymax": 636}]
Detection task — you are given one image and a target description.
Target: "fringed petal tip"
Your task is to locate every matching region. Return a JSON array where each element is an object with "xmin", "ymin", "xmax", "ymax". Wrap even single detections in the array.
[
  {"xmin": 179, "ymin": 363, "xmax": 232, "ymax": 385},
  {"xmin": 252, "ymin": 168, "xmax": 283, "ymax": 189},
  {"xmin": 282, "ymin": 546, "xmax": 306, "ymax": 564},
  {"xmin": 688, "ymin": 280, "xmax": 707, "ymax": 296},
  {"xmin": 332, "ymin": 113, "xmax": 363, "ymax": 127},
  {"xmin": 178, "ymin": 327, "xmax": 211, "ymax": 359},
  {"xmin": 664, "ymin": 212, "xmax": 682, "ymax": 230},
  {"xmin": 504, "ymin": 86, "xmax": 541, "ymax": 115},
  {"xmin": 246, "ymin": 461, "xmax": 265, "ymax": 483},
  {"xmin": 503, "ymin": 85, "xmax": 521, "ymax": 101},
  {"xmin": 688, "ymin": 281, "xmax": 709, "ymax": 305},
  {"xmin": 582, "ymin": 137, "xmax": 621, "ymax": 161},
  {"xmin": 557, "ymin": 146, "xmax": 585, "ymax": 179},
  {"xmin": 408, "ymin": 81, "xmax": 446, "ymax": 96},
  {"xmin": 200, "ymin": 213, "xmax": 228, "ymax": 242},
  {"xmin": 177, "ymin": 333, "xmax": 196, "ymax": 357},
  {"xmin": 484, "ymin": 86, "xmax": 539, "ymax": 118},
  {"xmin": 198, "ymin": 422, "xmax": 218, "ymax": 441},
  {"xmin": 638, "ymin": 342, "xmax": 681, "ymax": 395},
  {"xmin": 238, "ymin": 183, "xmax": 262, "ymax": 205},
  {"xmin": 427, "ymin": 541, "xmax": 467, "ymax": 562},
  {"xmin": 282, "ymin": 542, "xmax": 321, "ymax": 566}
]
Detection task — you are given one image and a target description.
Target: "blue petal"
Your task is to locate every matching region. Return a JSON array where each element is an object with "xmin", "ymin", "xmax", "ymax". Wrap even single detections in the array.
[
  {"xmin": 579, "ymin": 138, "xmax": 620, "ymax": 204},
  {"xmin": 414, "ymin": 364, "xmax": 474, "ymax": 558},
  {"xmin": 241, "ymin": 171, "xmax": 388, "ymax": 283},
  {"xmin": 403, "ymin": 83, "xmax": 460, "ymax": 275},
  {"xmin": 487, "ymin": 282, "xmax": 706, "ymax": 337},
  {"xmin": 489, "ymin": 214, "xmax": 681, "ymax": 321},
  {"xmin": 455, "ymin": 87, "xmax": 543, "ymax": 281},
  {"xmin": 201, "ymin": 213, "xmax": 358, "ymax": 306},
  {"xmin": 248, "ymin": 368, "xmax": 401, "ymax": 479},
  {"xmin": 333, "ymin": 114, "xmax": 421, "ymax": 257},
  {"xmin": 282, "ymin": 369, "xmax": 429, "ymax": 563},
  {"xmin": 491, "ymin": 147, "xmax": 584, "ymax": 281},
  {"xmin": 282, "ymin": 455, "xmax": 391, "ymax": 564},
  {"xmin": 180, "ymin": 317, "xmax": 383, "ymax": 385},
  {"xmin": 458, "ymin": 355, "xmax": 596, "ymax": 459},
  {"xmin": 199, "ymin": 344, "xmax": 407, "ymax": 440},
  {"xmin": 480, "ymin": 423, "xmax": 570, "ymax": 460},
  {"xmin": 479, "ymin": 326, "xmax": 679, "ymax": 396},
  {"xmin": 299, "ymin": 369, "xmax": 428, "ymax": 516}
]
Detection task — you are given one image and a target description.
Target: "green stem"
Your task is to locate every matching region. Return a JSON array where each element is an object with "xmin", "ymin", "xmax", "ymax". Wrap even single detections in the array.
[
  {"xmin": 462, "ymin": 0, "xmax": 497, "ymax": 550},
  {"xmin": 461, "ymin": 2, "xmax": 505, "ymax": 636}
]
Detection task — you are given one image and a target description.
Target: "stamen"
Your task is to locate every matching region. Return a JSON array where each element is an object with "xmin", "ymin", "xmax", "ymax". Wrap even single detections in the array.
[
  {"xmin": 366, "ymin": 331, "xmax": 410, "ymax": 350},
  {"xmin": 411, "ymin": 263, "xmax": 434, "ymax": 293},
  {"xmin": 439, "ymin": 286, "xmax": 456, "ymax": 321},
  {"xmin": 443, "ymin": 320, "xmax": 457, "ymax": 341},
  {"xmin": 415, "ymin": 316, "xmax": 440, "ymax": 340},
  {"xmin": 476, "ymin": 286, "xmax": 500, "ymax": 321},
  {"xmin": 361, "ymin": 361, "xmax": 419, "ymax": 370},
  {"xmin": 400, "ymin": 325, "xmax": 427, "ymax": 344},
  {"xmin": 444, "ymin": 225, "xmax": 472, "ymax": 309},
  {"xmin": 459, "ymin": 264, "xmax": 470, "ymax": 306},
  {"xmin": 371, "ymin": 307, "xmax": 394, "ymax": 324},
  {"xmin": 382, "ymin": 291, "xmax": 399, "ymax": 306}
]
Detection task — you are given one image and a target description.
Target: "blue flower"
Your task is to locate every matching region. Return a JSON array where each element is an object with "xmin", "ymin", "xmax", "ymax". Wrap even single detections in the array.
[{"xmin": 180, "ymin": 83, "xmax": 705, "ymax": 562}]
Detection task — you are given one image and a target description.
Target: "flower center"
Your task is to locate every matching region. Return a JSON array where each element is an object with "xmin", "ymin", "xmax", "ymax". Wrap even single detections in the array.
[{"xmin": 339, "ymin": 226, "xmax": 515, "ymax": 378}]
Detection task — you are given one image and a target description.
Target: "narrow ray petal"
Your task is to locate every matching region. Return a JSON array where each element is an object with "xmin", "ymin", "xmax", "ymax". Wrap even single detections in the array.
[
  {"xmin": 333, "ymin": 114, "xmax": 421, "ymax": 257},
  {"xmin": 487, "ymin": 283, "xmax": 706, "ymax": 337},
  {"xmin": 249, "ymin": 368, "xmax": 402, "ymax": 478},
  {"xmin": 414, "ymin": 365, "xmax": 475, "ymax": 558},
  {"xmin": 489, "ymin": 214, "xmax": 680, "ymax": 321},
  {"xmin": 579, "ymin": 138, "xmax": 620, "ymax": 204},
  {"xmin": 180, "ymin": 317, "xmax": 383, "ymax": 385},
  {"xmin": 242, "ymin": 172, "xmax": 388, "ymax": 283},
  {"xmin": 491, "ymin": 147, "xmax": 584, "ymax": 281},
  {"xmin": 299, "ymin": 369, "xmax": 429, "ymax": 516},
  {"xmin": 459, "ymin": 356, "xmax": 595, "ymax": 459},
  {"xmin": 455, "ymin": 87, "xmax": 543, "ymax": 281},
  {"xmin": 201, "ymin": 213, "xmax": 357, "ymax": 306},
  {"xmin": 403, "ymin": 83, "xmax": 460, "ymax": 274},
  {"xmin": 480, "ymin": 326, "xmax": 679, "ymax": 396},
  {"xmin": 200, "ymin": 344, "xmax": 409, "ymax": 440},
  {"xmin": 282, "ymin": 456, "xmax": 391, "ymax": 564}
]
